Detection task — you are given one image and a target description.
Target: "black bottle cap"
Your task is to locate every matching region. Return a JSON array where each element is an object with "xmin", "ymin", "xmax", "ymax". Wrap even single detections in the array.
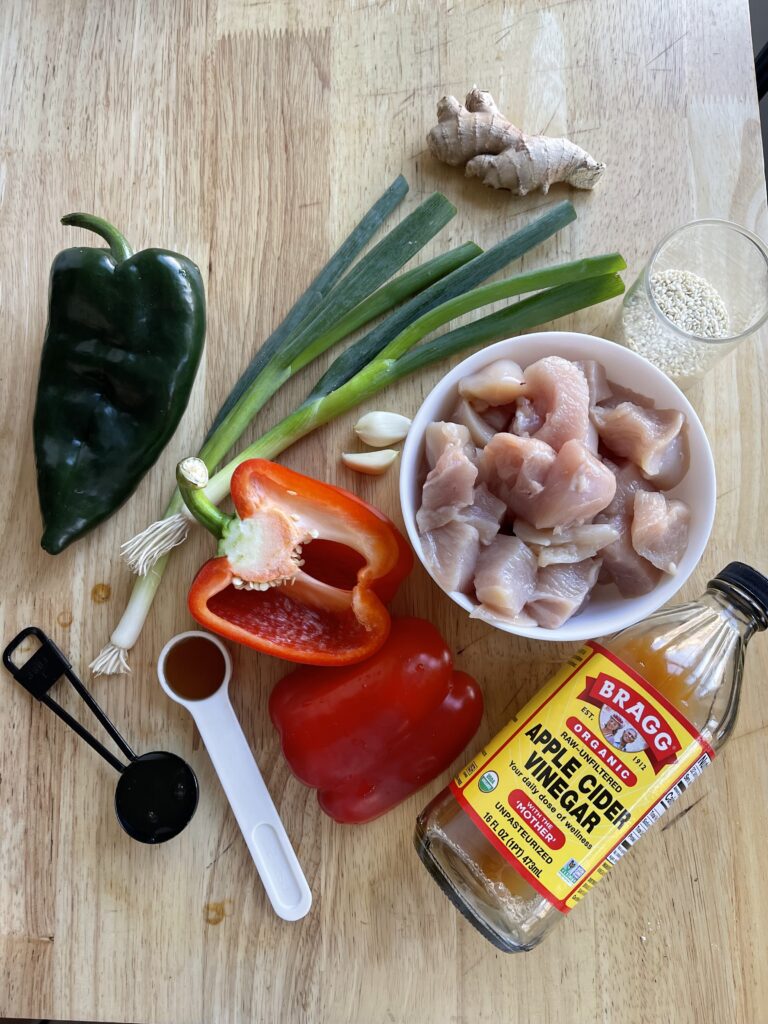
[{"xmin": 709, "ymin": 562, "xmax": 768, "ymax": 622}]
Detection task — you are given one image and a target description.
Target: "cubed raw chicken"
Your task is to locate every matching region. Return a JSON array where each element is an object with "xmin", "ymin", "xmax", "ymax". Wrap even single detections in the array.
[
  {"xmin": 602, "ymin": 457, "xmax": 657, "ymax": 516},
  {"xmin": 574, "ymin": 360, "xmax": 611, "ymax": 405},
  {"xmin": 451, "ymin": 398, "xmax": 495, "ymax": 447},
  {"xmin": 457, "ymin": 483, "xmax": 507, "ymax": 544},
  {"xmin": 596, "ymin": 514, "xmax": 662, "ymax": 597},
  {"xmin": 474, "ymin": 536, "xmax": 538, "ymax": 617},
  {"xmin": 644, "ymin": 431, "xmax": 689, "ymax": 490},
  {"xmin": 601, "ymin": 381, "xmax": 655, "ymax": 409},
  {"xmin": 417, "ymin": 445, "xmax": 477, "ymax": 533},
  {"xmin": 530, "ymin": 439, "xmax": 616, "ymax": 530},
  {"xmin": 511, "ymin": 396, "xmax": 544, "ymax": 437},
  {"xmin": 421, "ymin": 521, "xmax": 480, "ymax": 593},
  {"xmin": 525, "ymin": 356, "xmax": 591, "ymax": 451},
  {"xmin": 525, "ymin": 558, "xmax": 602, "ymax": 628},
  {"xmin": 424, "ymin": 421, "xmax": 471, "ymax": 468},
  {"xmin": 482, "ymin": 403, "xmax": 517, "ymax": 431},
  {"xmin": 590, "ymin": 402, "xmax": 689, "ymax": 488},
  {"xmin": 631, "ymin": 491, "xmax": 691, "ymax": 574},
  {"xmin": 470, "ymin": 604, "xmax": 538, "ymax": 628},
  {"xmin": 479, "ymin": 433, "xmax": 557, "ymax": 522},
  {"xmin": 458, "ymin": 359, "xmax": 527, "ymax": 406},
  {"xmin": 513, "ymin": 519, "xmax": 620, "ymax": 566}
]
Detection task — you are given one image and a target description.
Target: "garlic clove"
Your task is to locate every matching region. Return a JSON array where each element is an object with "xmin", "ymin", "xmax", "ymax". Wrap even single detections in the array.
[
  {"xmin": 341, "ymin": 450, "xmax": 399, "ymax": 476},
  {"xmin": 354, "ymin": 411, "xmax": 411, "ymax": 447}
]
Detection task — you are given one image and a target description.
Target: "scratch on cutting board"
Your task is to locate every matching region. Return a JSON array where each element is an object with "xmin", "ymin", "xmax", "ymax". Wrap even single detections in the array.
[
  {"xmin": 661, "ymin": 794, "xmax": 706, "ymax": 832},
  {"xmin": 456, "ymin": 631, "xmax": 492, "ymax": 656},
  {"xmin": 645, "ymin": 31, "xmax": 688, "ymax": 69},
  {"xmin": 206, "ymin": 839, "xmax": 236, "ymax": 870}
]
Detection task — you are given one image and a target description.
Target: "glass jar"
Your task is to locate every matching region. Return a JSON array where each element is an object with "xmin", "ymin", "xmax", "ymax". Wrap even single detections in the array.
[
  {"xmin": 414, "ymin": 563, "xmax": 768, "ymax": 952},
  {"xmin": 614, "ymin": 220, "xmax": 768, "ymax": 387}
]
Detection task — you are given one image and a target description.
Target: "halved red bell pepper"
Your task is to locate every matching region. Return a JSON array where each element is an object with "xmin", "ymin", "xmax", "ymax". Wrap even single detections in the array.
[
  {"xmin": 269, "ymin": 617, "xmax": 484, "ymax": 823},
  {"xmin": 179, "ymin": 458, "xmax": 412, "ymax": 665}
]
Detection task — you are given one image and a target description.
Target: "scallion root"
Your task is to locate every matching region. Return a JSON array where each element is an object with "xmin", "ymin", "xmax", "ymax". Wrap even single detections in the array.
[
  {"xmin": 89, "ymin": 642, "xmax": 131, "ymax": 676},
  {"xmin": 120, "ymin": 512, "xmax": 190, "ymax": 575}
]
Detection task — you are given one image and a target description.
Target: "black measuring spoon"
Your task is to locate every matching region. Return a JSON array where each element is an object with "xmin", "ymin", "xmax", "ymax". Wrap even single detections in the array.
[{"xmin": 3, "ymin": 627, "xmax": 198, "ymax": 844}]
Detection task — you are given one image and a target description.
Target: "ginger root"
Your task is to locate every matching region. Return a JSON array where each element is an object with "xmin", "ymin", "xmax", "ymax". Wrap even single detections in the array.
[{"xmin": 427, "ymin": 87, "xmax": 605, "ymax": 196}]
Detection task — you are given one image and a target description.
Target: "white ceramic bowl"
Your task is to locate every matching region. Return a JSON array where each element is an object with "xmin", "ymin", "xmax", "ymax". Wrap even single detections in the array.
[{"xmin": 400, "ymin": 331, "xmax": 716, "ymax": 642}]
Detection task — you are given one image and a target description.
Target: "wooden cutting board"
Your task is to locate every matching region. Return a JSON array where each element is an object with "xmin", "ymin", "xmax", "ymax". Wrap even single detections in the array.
[{"xmin": 1, "ymin": 1, "xmax": 766, "ymax": 1022}]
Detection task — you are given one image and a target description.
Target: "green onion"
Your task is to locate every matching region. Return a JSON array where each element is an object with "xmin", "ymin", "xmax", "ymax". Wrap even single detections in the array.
[
  {"xmin": 205, "ymin": 174, "xmax": 409, "ymax": 439},
  {"xmin": 203, "ymin": 265, "xmax": 625, "ymax": 503},
  {"xmin": 306, "ymin": 199, "xmax": 577, "ymax": 402},
  {"xmin": 198, "ymin": 191, "xmax": 458, "ymax": 469}
]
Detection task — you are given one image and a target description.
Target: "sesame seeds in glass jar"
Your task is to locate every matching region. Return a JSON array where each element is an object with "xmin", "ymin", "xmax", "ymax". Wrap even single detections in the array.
[
  {"xmin": 614, "ymin": 220, "xmax": 768, "ymax": 388},
  {"xmin": 650, "ymin": 270, "xmax": 729, "ymax": 338}
]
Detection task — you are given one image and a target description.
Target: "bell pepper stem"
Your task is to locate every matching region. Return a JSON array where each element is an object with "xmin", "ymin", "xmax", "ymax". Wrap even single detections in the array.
[
  {"xmin": 176, "ymin": 458, "xmax": 233, "ymax": 540},
  {"xmin": 61, "ymin": 212, "xmax": 134, "ymax": 262}
]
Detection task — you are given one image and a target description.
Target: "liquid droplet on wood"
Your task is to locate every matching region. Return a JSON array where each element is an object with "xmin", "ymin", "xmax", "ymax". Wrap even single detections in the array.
[
  {"xmin": 204, "ymin": 899, "xmax": 232, "ymax": 925},
  {"xmin": 91, "ymin": 583, "xmax": 112, "ymax": 604}
]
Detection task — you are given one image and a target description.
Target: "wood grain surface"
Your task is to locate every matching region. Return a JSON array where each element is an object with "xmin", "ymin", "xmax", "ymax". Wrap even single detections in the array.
[{"xmin": 1, "ymin": 1, "xmax": 766, "ymax": 1022}]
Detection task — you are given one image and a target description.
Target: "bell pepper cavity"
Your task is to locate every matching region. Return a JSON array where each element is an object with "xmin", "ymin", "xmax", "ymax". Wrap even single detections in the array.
[{"xmin": 179, "ymin": 458, "xmax": 412, "ymax": 664}]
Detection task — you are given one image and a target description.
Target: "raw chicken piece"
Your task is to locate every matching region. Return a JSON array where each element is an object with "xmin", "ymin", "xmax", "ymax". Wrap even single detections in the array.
[
  {"xmin": 457, "ymin": 483, "xmax": 507, "ymax": 545},
  {"xmin": 530, "ymin": 439, "xmax": 616, "ymax": 530},
  {"xmin": 575, "ymin": 360, "xmax": 611, "ymax": 406},
  {"xmin": 526, "ymin": 558, "xmax": 602, "ymax": 628},
  {"xmin": 458, "ymin": 359, "xmax": 527, "ymax": 406},
  {"xmin": 590, "ymin": 402, "xmax": 689, "ymax": 487},
  {"xmin": 474, "ymin": 535, "xmax": 538, "ymax": 617},
  {"xmin": 451, "ymin": 398, "xmax": 495, "ymax": 447},
  {"xmin": 631, "ymin": 491, "xmax": 691, "ymax": 574},
  {"xmin": 601, "ymin": 381, "xmax": 655, "ymax": 409},
  {"xmin": 470, "ymin": 604, "xmax": 538, "ymax": 628},
  {"xmin": 537, "ymin": 544, "xmax": 601, "ymax": 567},
  {"xmin": 479, "ymin": 433, "xmax": 557, "ymax": 522},
  {"xmin": 597, "ymin": 514, "xmax": 662, "ymax": 597},
  {"xmin": 584, "ymin": 421, "xmax": 600, "ymax": 454},
  {"xmin": 511, "ymin": 396, "xmax": 544, "ymax": 437},
  {"xmin": 602, "ymin": 458, "xmax": 656, "ymax": 516},
  {"xmin": 525, "ymin": 356, "xmax": 591, "ymax": 451},
  {"xmin": 513, "ymin": 520, "xmax": 620, "ymax": 549},
  {"xmin": 482, "ymin": 403, "xmax": 516, "ymax": 431},
  {"xmin": 417, "ymin": 445, "xmax": 477, "ymax": 533},
  {"xmin": 421, "ymin": 521, "xmax": 480, "ymax": 593},
  {"xmin": 513, "ymin": 520, "xmax": 620, "ymax": 566},
  {"xmin": 424, "ymin": 421, "xmax": 471, "ymax": 468},
  {"xmin": 646, "ymin": 431, "xmax": 690, "ymax": 490}
]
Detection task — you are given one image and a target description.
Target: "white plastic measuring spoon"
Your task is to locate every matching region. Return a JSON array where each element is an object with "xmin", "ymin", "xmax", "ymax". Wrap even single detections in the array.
[{"xmin": 157, "ymin": 630, "xmax": 312, "ymax": 921}]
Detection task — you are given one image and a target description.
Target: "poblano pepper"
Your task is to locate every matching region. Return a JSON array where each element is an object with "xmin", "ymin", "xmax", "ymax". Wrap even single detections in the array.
[{"xmin": 33, "ymin": 214, "xmax": 206, "ymax": 554}]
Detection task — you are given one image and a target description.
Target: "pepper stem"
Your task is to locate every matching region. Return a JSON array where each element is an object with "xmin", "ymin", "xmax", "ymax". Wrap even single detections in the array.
[
  {"xmin": 61, "ymin": 213, "xmax": 134, "ymax": 263},
  {"xmin": 176, "ymin": 458, "xmax": 234, "ymax": 540}
]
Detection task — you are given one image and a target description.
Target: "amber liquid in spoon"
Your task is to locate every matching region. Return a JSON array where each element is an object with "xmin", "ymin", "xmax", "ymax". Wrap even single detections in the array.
[{"xmin": 164, "ymin": 635, "xmax": 226, "ymax": 701}]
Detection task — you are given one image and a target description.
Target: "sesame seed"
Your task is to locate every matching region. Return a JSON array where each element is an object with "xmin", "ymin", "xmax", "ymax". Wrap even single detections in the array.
[{"xmin": 618, "ymin": 269, "xmax": 733, "ymax": 385}]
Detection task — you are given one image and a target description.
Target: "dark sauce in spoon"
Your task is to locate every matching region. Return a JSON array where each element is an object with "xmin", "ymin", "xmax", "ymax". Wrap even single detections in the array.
[{"xmin": 164, "ymin": 635, "xmax": 226, "ymax": 701}]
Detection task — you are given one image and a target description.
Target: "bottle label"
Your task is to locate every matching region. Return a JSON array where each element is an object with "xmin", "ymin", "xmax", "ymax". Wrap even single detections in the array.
[{"xmin": 450, "ymin": 641, "xmax": 714, "ymax": 912}]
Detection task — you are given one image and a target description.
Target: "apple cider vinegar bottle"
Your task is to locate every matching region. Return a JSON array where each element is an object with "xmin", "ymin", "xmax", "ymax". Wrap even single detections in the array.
[{"xmin": 414, "ymin": 563, "xmax": 768, "ymax": 952}]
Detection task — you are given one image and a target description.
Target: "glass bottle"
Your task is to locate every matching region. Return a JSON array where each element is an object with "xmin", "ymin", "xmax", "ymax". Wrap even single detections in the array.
[{"xmin": 414, "ymin": 563, "xmax": 768, "ymax": 952}]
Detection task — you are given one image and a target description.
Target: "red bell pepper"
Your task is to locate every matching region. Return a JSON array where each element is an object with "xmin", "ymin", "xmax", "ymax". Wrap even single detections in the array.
[
  {"xmin": 178, "ymin": 458, "xmax": 412, "ymax": 665},
  {"xmin": 269, "ymin": 617, "xmax": 484, "ymax": 823}
]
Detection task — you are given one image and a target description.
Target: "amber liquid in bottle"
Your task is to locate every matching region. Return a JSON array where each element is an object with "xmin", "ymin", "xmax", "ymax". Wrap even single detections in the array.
[{"xmin": 414, "ymin": 564, "xmax": 768, "ymax": 952}]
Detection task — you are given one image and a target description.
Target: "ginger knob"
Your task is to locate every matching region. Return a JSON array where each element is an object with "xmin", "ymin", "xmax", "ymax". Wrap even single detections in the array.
[{"xmin": 428, "ymin": 87, "xmax": 605, "ymax": 197}]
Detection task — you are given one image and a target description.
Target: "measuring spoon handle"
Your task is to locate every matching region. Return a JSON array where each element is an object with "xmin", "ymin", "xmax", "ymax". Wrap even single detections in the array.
[{"xmin": 192, "ymin": 695, "xmax": 312, "ymax": 921}]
